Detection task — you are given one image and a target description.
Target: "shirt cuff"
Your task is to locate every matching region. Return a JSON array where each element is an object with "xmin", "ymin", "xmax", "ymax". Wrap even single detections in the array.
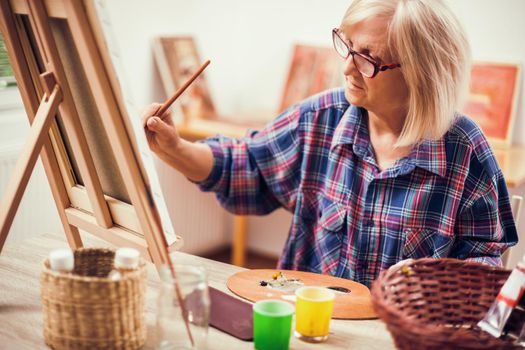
[{"xmin": 189, "ymin": 139, "xmax": 224, "ymax": 191}]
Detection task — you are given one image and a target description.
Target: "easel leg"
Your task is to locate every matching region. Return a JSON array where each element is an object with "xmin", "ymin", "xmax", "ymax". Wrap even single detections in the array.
[{"xmin": 0, "ymin": 84, "xmax": 62, "ymax": 253}]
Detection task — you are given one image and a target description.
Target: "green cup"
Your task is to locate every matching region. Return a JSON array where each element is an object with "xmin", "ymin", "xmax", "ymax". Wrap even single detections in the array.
[{"xmin": 253, "ymin": 300, "xmax": 295, "ymax": 350}]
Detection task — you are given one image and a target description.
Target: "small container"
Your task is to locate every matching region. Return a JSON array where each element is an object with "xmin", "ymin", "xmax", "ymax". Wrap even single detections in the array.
[
  {"xmin": 108, "ymin": 247, "xmax": 140, "ymax": 280},
  {"xmin": 294, "ymin": 286, "xmax": 335, "ymax": 343},
  {"xmin": 48, "ymin": 248, "xmax": 74, "ymax": 273},
  {"xmin": 253, "ymin": 300, "xmax": 294, "ymax": 350}
]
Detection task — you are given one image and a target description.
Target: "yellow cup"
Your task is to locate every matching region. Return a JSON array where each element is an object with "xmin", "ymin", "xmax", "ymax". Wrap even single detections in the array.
[{"xmin": 294, "ymin": 286, "xmax": 335, "ymax": 342}]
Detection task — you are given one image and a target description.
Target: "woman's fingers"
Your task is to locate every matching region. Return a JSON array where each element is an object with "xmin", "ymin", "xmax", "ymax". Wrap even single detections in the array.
[
  {"xmin": 141, "ymin": 103, "xmax": 162, "ymax": 127},
  {"xmin": 146, "ymin": 116, "xmax": 179, "ymax": 148},
  {"xmin": 147, "ymin": 116, "xmax": 170, "ymax": 136},
  {"xmin": 142, "ymin": 103, "xmax": 179, "ymax": 157}
]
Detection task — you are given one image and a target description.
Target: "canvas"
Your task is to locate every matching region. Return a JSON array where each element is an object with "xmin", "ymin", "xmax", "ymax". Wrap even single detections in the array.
[
  {"xmin": 463, "ymin": 62, "xmax": 521, "ymax": 147},
  {"xmin": 279, "ymin": 44, "xmax": 345, "ymax": 113}
]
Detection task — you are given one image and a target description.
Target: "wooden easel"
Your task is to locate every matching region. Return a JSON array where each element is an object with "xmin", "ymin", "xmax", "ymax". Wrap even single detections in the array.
[{"xmin": 0, "ymin": 0, "xmax": 177, "ymax": 268}]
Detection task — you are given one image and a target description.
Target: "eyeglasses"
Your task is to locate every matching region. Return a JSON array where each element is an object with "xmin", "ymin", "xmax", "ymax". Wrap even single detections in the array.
[{"xmin": 332, "ymin": 28, "xmax": 401, "ymax": 78}]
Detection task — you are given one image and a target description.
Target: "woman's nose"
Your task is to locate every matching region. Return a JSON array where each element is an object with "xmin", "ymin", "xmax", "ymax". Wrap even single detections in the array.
[{"xmin": 342, "ymin": 55, "xmax": 359, "ymax": 76}]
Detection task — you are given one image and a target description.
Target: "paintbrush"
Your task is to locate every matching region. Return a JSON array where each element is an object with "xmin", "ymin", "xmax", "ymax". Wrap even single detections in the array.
[{"xmin": 155, "ymin": 59, "xmax": 211, "ymax": 118}]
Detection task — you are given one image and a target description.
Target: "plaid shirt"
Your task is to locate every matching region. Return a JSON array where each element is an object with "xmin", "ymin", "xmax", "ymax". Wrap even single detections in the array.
[{"xmin": 196, "ymin": 88, "xmax": 518, "ymax": 287}]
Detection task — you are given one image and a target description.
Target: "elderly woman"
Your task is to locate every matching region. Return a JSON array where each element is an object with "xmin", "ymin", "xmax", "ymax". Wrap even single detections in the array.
[{"xmin": 143, "ymin": 0, "xmax": 518, "ymax": 287}]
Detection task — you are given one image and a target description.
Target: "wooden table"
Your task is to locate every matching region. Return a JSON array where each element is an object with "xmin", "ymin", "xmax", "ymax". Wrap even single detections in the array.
[{"xmin": 0, "ymin": 231, "xmax": 395, "ymax": 349}]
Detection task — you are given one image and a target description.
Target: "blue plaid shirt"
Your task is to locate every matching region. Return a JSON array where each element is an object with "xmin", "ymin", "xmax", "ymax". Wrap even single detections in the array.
[{"xmin": 196, "ymin": 88, "xmax": 518, "ymax": 287}]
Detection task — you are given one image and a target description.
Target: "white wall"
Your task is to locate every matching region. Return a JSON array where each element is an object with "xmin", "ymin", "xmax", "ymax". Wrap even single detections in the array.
[
  {"xmin": 102, "ymin": 0, "xmax": 350, "ymax": 116},
  {"xmin": 101, "ymin": 0, "xmax": 525, "ymax": 265}
]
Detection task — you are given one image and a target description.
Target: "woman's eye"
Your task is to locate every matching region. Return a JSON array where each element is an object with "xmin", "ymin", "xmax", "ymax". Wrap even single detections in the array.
[{"xmin": 367, "ymin": 54, "xmax": 380, "ymax": 64}]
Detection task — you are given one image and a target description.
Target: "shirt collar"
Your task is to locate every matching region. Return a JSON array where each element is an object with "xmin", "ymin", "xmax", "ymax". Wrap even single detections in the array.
[
  {"xmin": 331, "ymin": 105, "xmax": 369, "ymax": 157},
  {"xmin": 331, "ymin": 105, "xmax": 447, "ymax": 177},
  {"xmin": 408, "ymin": 138, "xmax": 447, "ymax": 177}
]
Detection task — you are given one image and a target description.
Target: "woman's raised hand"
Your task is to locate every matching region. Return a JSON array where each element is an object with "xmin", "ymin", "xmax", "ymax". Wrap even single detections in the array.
[{"xmin": 142, "ymin": 103, "xmax": 181, "ymax": 158}]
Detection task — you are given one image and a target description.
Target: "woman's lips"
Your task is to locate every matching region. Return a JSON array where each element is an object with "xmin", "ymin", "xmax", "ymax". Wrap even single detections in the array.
[{"xmin": 347, "ymin": 81, "xmax": 363, "ymax": 90}]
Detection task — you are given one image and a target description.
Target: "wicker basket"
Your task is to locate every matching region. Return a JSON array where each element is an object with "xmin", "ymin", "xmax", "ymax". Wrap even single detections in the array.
[
  {"xmin": 41, "ymin": 248, "xmax": 147, "ymax": 350},
  {"xmin": 371, "ymin": 258, "xmax": 524, "ymax": 350}
]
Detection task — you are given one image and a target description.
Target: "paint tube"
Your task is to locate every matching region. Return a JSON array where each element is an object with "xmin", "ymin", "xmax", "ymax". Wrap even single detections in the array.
[
  {"xmin": 477, "ymin": 255, "xmax": 525, "ymax": 338},
  {"xmin": 506, "ymin": 286, "xmax": 525, "ymax": 345},
  {"xmin": 517, "ymin": 323, "xmax": 525, "ymax": 346}
]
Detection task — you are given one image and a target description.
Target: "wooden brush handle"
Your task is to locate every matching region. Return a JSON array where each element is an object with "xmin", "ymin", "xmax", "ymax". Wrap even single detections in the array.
[{"xmin": 156, "ymin": 60, "xmax": 211, "ymax": 117}]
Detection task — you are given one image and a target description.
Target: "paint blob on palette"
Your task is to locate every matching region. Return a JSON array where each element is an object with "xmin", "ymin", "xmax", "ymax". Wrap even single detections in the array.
[{"xmin": 259, "ymin": 271, "xmax": 304, "ymax": 293}]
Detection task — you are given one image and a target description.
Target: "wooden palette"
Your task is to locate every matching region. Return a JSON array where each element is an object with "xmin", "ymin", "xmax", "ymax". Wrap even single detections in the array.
[{"xmin": 227, "ymin": 269, "xmax": 377, "ymax": 319}]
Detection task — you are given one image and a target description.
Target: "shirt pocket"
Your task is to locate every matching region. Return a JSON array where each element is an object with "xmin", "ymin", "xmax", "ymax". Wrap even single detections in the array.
[
  {"xmin": 402, "ymin": 227, "xmax": 454, "ymax": 260},
  {"xmin": 318, "ymin": 197, "xmax": 347, "ymax": 233}
]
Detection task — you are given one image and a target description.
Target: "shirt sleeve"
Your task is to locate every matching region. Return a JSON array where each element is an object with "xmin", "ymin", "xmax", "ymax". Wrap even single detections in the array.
[
  {"xmin": 193, "ymin": 105, "xmax": 303, "ymax": 215},
  {"xmin": 451, "ymin": 169, "xmax": 518, "ymax": 266}
]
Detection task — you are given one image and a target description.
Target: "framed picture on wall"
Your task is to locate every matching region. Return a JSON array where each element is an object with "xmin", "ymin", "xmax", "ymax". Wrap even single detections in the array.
[
  {"xmin": 153, "ymin": 36, "xmax": 218, "ymax": 122},
  {"xmin": 279, "ymin": 44, "xmax": 345, "ymax": 113},
  {"xmin": 463, "ymin": 62, "xmax": 521, "ymax": 147}
]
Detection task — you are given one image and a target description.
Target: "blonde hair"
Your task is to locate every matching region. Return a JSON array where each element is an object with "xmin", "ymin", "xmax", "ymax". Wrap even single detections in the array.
[{"xmin": 341, "ymin": 0, "xmax": 471, "ymax": 147}]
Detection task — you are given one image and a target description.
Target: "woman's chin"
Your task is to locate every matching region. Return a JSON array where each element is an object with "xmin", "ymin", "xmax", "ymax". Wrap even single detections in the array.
[{"xmin": 344, "ymin": 89, "xmax": 365, "ymax": 107}]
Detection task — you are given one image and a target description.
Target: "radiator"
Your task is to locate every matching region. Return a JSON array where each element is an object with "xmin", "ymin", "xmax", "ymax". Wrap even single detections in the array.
[
  {"xmin": 156, "ymin": 159, "xmax": 229, "ymax": 255},
  {"xmin": 0, "ymin": 142, "xmax": 62, "ymax": 245},
  {"xmin": 0, "ymin": 148, "xmax": 228, "ymax": 254},
  {"xmin": 0, "ymin": 147, "xmax": 17, "ymax": 189}
]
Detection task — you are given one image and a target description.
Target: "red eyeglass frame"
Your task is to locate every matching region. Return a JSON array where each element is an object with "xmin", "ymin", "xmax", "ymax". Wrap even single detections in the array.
[{"xmin": 332, "ymin": 28, "xmax": 401, "ymax": 78}]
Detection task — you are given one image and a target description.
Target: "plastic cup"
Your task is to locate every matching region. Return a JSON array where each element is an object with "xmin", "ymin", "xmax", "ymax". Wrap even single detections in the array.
[
  {"xmin": 253, "ymin": 300, "xmax": 294, "ymax": 350},
  {"xmin": 294, "ymin": 286, "xmax": 335, "ymax": 342}
]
